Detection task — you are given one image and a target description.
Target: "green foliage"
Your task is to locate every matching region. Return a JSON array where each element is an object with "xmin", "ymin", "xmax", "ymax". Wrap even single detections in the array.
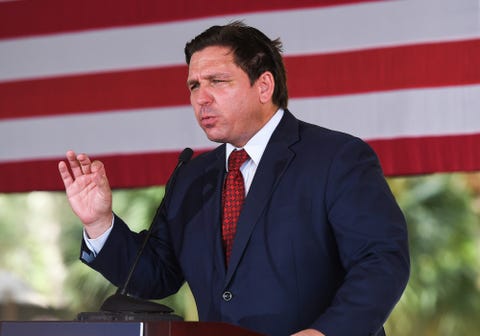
[
  {"xmin": 386, "ymin": 174, "xmax": 480, "ymax": 335},
  {"xmin": 0, "ymin": 192, "xmax": 75, "ymax": 311}
]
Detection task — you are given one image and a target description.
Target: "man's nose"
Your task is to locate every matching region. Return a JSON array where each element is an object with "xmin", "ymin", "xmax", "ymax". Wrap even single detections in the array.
[{"xmin": 195, "ymin": 86, "xmax": 213, "ymax": 106}]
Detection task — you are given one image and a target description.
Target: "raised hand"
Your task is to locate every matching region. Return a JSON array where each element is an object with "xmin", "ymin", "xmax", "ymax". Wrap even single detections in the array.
[{"xmin": 58, "ymin": 150, "xmax": 113, "ymax": 238}]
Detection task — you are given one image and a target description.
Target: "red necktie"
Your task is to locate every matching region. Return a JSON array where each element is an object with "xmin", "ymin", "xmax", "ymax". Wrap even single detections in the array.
[{"xmin": 222, "ymin": 149, "xmax": 249, "ymax": 265}]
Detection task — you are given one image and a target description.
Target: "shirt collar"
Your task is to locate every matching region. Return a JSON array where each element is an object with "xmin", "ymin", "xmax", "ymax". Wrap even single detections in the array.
[{"xmin": 225, "ymin": 108, "xmax": 284, "ymax": 168}]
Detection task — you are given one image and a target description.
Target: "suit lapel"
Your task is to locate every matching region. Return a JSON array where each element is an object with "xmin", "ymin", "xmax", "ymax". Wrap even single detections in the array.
[{"xmin": 225, "ymin": 111, "xmax": 300, "ymax": 285}]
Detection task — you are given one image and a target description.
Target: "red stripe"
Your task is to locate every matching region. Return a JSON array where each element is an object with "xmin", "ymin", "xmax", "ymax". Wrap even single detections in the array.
[
  {"xmin": 1, "ymin": 134, "xmax": 479, "ymax": 192},
  {"xmin": 0, "ymin": 149, "xmax": 208, "ymax": 193},
  {"xmin": 0, "ymin": 0, "xmax": 377, "ymax": 39},
  {"xmin": 0, "ymin": 66, "xmax": 189, "ymax": 120},
  {"xmin": 2, "ymin": 39, "xmax": 480, "ymax": 120},
  {"xmin": 286, "ymin": 38, "xmax": 480, "ymax": 98},
  {"xmin": 370, "ymin": 133, "xmax": 480, "ymax": 176}
]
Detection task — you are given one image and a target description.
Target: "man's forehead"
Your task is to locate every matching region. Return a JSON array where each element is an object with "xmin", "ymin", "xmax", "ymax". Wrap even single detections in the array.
[
  {"xmin": 188, "ymin": 47, "xmax": 239, "ymax": 77},
  {"xmin": 190, "ymin": 46, "xmax": 234, "ymax": 63}
]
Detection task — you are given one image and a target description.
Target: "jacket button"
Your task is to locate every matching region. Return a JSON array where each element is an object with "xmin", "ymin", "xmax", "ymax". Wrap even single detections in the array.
[{"xmin": 222, "ymin": 291, "xmax": 233, "ymax": 301}]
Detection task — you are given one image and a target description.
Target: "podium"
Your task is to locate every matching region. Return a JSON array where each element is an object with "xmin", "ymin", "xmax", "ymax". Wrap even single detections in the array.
[{"xmin": 0, "ymin": 321, "xmax": 265, "ymax": 336}]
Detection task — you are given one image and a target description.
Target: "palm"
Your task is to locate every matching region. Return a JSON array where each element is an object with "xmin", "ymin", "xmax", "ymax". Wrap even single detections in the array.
[{"xmin": 66, "ymin": 172, "xmax": 111, "ymax": 225}]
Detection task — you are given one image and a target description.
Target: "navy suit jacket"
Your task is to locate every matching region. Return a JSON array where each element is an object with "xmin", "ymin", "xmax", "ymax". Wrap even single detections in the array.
[{"xmin": 85, "ymin": 110, "xmax": 409, "ymax": 336}]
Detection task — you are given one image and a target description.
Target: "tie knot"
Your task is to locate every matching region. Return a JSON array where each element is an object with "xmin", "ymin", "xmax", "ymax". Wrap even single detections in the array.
[{"xmin": 228, "ymin": 149, "xmax": 249, "ymax": 171}]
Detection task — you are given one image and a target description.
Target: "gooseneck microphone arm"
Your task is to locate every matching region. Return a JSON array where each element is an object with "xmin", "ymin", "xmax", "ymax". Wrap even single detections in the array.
[
  {"xmin": 98, "ymin": 147, "xmax": 193, "ymax": 314},
  {"xmin": 117, "ymin": 147, "xmax": 193, "ymax": 297}
]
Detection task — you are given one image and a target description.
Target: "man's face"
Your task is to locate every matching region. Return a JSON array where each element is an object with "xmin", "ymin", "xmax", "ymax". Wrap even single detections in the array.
[{"xmin": 187, "ymin": 46, "xmax": 270, "ymax": 148}]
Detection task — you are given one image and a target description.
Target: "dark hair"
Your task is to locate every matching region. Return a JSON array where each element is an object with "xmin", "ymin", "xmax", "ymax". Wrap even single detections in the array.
[{"xmin": 184, "ymin": 21, "xmax": 288, "ymax": 109}]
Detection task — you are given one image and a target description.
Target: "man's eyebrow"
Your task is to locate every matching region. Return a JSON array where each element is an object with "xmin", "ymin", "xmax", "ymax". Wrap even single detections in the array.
[
  {"xmin": 207, "ymin": 72, "xmax": 230, "ymax": 79},
  {"xmin": 187, "ymin": 73, "xmax": 231, "ymax": 86},
  {"xmin": 187, "ymin": 78, "xmax": 198, "ymax": 87}
]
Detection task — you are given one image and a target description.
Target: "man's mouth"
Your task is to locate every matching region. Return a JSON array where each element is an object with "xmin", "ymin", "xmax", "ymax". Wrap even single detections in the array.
[{"xmin": 200, "ymin": 115, "xmax": 216, "ymax": 128}]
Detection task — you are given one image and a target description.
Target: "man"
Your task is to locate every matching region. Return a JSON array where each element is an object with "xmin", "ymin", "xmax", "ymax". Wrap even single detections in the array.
[{"xmin": 59, "ymin": 22, "xmax": 409, "ymax": 336}]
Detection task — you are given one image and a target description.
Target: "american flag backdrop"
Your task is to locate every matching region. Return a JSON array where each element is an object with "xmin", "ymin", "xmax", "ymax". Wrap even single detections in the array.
[{"xmin": 1, "ymin": 0, "xmax": 479, "ymax": 192}]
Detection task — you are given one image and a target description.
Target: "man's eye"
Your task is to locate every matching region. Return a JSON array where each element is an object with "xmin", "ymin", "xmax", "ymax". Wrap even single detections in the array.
[{"xmin": 189, "ymin": 83, "xmax": 199, "ymax": 91}]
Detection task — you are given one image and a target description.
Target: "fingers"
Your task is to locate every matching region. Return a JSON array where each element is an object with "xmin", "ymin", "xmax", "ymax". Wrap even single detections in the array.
[
  {"xmin": 58, "ymin": 160, "xmax": 73, "ymax": 189},
  {"xmin": 64, "ymin": 150, "xmax": 93, "ymax": 177},
  {"xmin": 58, "ymin": 151, "xmax": 78, "ymax": 190},
  {"xmin": 91, "ymin": 160, "xmax": 110, "ymax": 189},
  {"xmin": 59, "ymin": 150, "xmax": 100, "ymax": 184},
  {"xmin": 64, "ymin": 150, "xmax": 82, "ymax": 178},
  {"xmin": 78, "ymin": 153, "xmax": 93, "ymax": 175},
  {"xmin": 90, "ymin": 159, "xmax": 104, "ymax": 174}
]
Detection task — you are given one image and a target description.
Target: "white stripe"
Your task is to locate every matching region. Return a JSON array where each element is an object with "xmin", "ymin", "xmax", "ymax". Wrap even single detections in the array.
[
  {"xmin": 291, "ymin": 84, "xmax": 480, "ymax": 139},
  {"xmin": 0, "ymin": 105, "xmax": 212, "ymax": 162},
  {"xmin": 2, "ymin": 84, "xmax": 480, "ymax": 162},
  {"xmin": 1, "ymin": 0, "xmax": 479, "ymax": 82}
]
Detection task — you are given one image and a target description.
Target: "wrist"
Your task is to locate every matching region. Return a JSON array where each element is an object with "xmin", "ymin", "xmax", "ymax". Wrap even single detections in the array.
[{"xmin": 84, "ymin": 212, "xmax": 114, "ymax": 239}]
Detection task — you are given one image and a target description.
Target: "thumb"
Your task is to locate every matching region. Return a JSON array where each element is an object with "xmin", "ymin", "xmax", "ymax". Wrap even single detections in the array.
[{"xmin": 90, "ymin": 160, "xmax": 105, "ymax": 174}]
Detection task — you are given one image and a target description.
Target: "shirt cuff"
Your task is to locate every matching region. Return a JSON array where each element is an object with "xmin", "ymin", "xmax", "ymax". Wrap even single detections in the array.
[{"xmin": 83, "ymin": 216, "xmax": 114, "ymax": 257}]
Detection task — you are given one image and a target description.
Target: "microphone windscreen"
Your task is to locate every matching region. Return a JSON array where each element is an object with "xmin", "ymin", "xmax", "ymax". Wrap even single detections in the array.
[{"xmin": 179, "ymin": 148, "xmax": 194, "ymax": 164}]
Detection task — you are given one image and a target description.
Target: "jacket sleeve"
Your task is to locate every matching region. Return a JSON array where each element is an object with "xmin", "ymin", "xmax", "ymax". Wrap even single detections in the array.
[
  {"xmin": 80, "ymin": 213, "xmax": 184, "ymax": 299},
  {"xmin": 312, "ymin": 137, "xmax": 410, "ymax": 336}
]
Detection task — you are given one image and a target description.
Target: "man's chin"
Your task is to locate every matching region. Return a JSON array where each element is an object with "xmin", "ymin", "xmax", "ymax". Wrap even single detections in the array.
[{"xmin": 204, "ymin": 131, "xmax": 226, "ymax": 144}]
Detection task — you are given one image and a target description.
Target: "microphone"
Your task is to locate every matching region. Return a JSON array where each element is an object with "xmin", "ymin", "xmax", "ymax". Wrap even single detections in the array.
[
  {"xmin": 77, "ymin": 148, "xmax": 193, "ymax": 321},
  {"xmin": 114, "ymin": 147, "xmax": 193, "ymax": 298}
]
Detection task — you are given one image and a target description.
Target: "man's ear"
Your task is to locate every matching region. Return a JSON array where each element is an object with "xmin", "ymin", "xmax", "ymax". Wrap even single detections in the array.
[{"xmin": 257, "ymin": 71, "xmax": 275, "ymax": 104}]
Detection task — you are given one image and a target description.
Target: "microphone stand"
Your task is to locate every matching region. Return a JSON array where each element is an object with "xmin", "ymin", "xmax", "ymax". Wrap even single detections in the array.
[{"xmin": 77, "ymin": 148, "xmax": 193, "ymax": 321}]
